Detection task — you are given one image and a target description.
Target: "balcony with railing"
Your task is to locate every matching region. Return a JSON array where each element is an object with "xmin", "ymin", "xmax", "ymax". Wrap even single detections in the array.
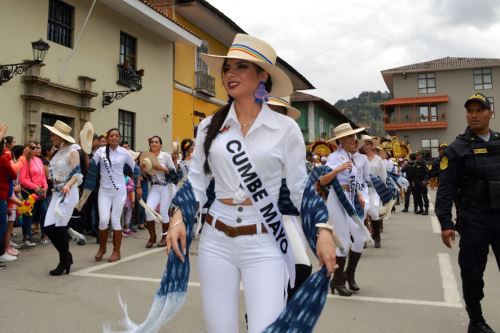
[
  {"xmin": 117, "ymin": 65, "xmax": 142, "ymax": 91},
  {"xmin": 381, "ymin": 95, "xmax": 448, "ymax": 131},
  {"xmin": 195, "ymin": 71, "xmax": 215, "ymax": 97}
]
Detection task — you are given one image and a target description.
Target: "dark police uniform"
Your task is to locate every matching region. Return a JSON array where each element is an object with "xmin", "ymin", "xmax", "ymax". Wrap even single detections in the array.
[
  {"xmin": 413, "ymin": 156, "xmax": 429, "ymax": 214},
  {"xmin": 436, "ymin": 126, "xmax": 500, "ymax": 326},
  {"xmin": 402, "ymin": 158, "xmax": 422, "ymax": 212}
]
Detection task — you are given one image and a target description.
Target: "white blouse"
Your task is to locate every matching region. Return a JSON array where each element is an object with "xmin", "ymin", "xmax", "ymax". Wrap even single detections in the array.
[
  {"xmin": 49, "ymin": 145, "xmax": 83, "ymax": 189},
  {"xmin": 367, "ymin": 155, "xmax": 387, "ymax": 181},
  {"xmin": 151, "ymin": 151, "xmax": 176, "ymax": 185},
  {"xmin": 353, "ymin": 152, "xmax": 371, "ymax": 187},
  {"xmin": 92, "ymin": 146, "xmax": 136, "ymax": 190},
  {"xmin": 188, "ymin": 102, "xmax": 307, "ymax": 211},
  {"xmin": 325, "ymin": 147, "xmax": 358, "ymax": 186}
]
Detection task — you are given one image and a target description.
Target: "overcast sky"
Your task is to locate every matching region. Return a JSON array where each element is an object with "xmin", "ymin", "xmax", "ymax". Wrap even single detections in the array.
[{"xmin": 207, "ymin": 0, "xmax": 500, "ymax": 104}]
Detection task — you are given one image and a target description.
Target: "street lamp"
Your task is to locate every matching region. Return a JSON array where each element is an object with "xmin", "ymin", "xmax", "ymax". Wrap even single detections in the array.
[
  {"xmin": 0, "ymin": 38, "xmax": 50, "ymax": 86},
  {"xmin": 102, "ymin": 72, "xmax": 142, "ymax": 107}
]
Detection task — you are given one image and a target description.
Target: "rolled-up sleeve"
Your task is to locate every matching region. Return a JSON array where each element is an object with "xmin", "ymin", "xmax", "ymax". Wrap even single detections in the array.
[
  {"xmin": 188, "ymin": 117, "xmax": 213, "ymax": 209},
  {"xmin": 284, "ymin": 121, "xmax": 308, "ymax": 212}
]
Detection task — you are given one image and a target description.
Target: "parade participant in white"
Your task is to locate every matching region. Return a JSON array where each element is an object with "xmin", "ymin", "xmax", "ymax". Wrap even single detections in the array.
[
  {"xmin": 352, "ymin": 138, "xmax": 371, "ymax": 219},
  {"xmin": 43, "ymin": 120, "xmax": 83, "ymax": 276},
  {"xmin": 363, "ymin": 135, "xmax": 386, "ymax": 248},
  {"xmin": 321, "ymin": 123, "xmax": 367, "ymax": 296},
  {"xmin": 142, "ymin": 136, "xmax": 177, "ymax": 248},
  {"xmin": 93, "ymin": 128, "xmax": 140, "ymax": 262},
  {"xmin": 165, "ymin": 34, "xmax": 336, "ymax": 333}
]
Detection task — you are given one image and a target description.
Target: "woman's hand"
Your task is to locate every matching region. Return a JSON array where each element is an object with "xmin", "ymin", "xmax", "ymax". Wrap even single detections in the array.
[
  {"xmin": 358, "ymin": 193, "xmax": 365, "ymax": 209},
  {"xmin": 61, "ymin": 184, "xmax": 71, "ymax": 195},
  {"xmin": 136, "ymin": 187, "xmax": 143, "ymax": 200},
  {"xmin": 14, "ymin": 185, "xmax": 21, "ymax": 193},
  {"xmin": 316, "ymin": 229, "xmax": 337, "ymax": 276},
  {"xmin": 337, "ymin": 161, "xmax": 352, "ymax": 172},
  {"xmin": 166, "ymin": 209, "xmax": 187, "ymax": 262}
]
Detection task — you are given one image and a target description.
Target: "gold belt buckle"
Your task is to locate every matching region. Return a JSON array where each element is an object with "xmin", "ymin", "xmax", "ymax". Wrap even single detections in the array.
[{"xmin": 223, "ymin": 225, "xmax": 240, "ymax": 238}]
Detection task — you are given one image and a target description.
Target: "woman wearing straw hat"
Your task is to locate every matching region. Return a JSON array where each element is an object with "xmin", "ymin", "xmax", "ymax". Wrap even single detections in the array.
[
  {"xmin": 362, "ymin": 135, "xmax": 387, "ymax": 248},
  {"xmin": 81, "ymin": 128, "xmax": 140, "ymax": 262},
  {"xmin": 319, "ymin": 123, "xmax": 369, "ymax": 296},
  {"xmin": 42, "ymin": 120, "xmax": 83, "ymax": 275},
  {"xmin": 141, "ymin": 136, "xmax": 179, "ymax": 248},
  {"xmin": 164, "ymin": 34, "xmax": 336, "ymax": 333}
]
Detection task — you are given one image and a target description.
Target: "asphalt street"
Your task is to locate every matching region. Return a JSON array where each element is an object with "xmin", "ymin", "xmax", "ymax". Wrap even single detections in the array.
[{"xmin": 1, "ymin": 190, "xmax": 499, "ymax": 333}]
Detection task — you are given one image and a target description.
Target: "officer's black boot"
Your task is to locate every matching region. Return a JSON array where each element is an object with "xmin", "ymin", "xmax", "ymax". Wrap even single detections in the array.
[
  {"xmin": 422, "ymin": 207, "xmax": 429, "ymax": 216},
  {"xmin": 415, "ymin": 207, "xmax": 422, "ymax": 214},
  {"xmin": 401, "ymin": 208, "xmax": 409, "ymax": 213},
  {"xmin": 330, "ymin": 256, "xmax": 352, "ymax": 296},
  {"xmin": 468, "ymin": 321, "xmax": 495, "ymax": 333}
]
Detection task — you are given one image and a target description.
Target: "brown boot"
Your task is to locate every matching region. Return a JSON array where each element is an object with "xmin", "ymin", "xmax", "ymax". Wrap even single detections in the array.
[
  {"xmin": 95, "ymin": 229, "xmax": 108, "ymax": 261},
  {"xmin": 157, "ymin": 223, "xmax": 169, "ymax": 247},
  {"xmin": 145, "ymin": 221, "xmax": 156, "ymax": 248},
  {"xmin": 372, "ymin": 220, "xmax": 382, "ymax": 248},
  {"xmin": 108, "ymin": 230, "xmax": 122, "ymax": 262}
]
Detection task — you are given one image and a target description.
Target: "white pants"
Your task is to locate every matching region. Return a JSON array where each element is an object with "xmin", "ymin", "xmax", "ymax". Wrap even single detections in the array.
[
  {"xmin": 361, "ymin": 187, "xmax": 370, "ymax": 221},
  {"xmin": 45, "ymin": 187, "xmax": 79, "ymax": 227},
  {"xmin": 98, "ymin": 187, "xmax": 126, "ymax": 230},
  {"xmin": 327, "ymin": 190, "xmax": 367, "ymax": 255},
  {"xmin": 368, "ymin": 188, "xmax": 382, "ymax": 221},
  {"xmin": 198, "ymin": 200, "xmax": 286, "ymax": 333},
  {"xmin": 145, "ymin": 185, "xmax": 173, "ymax": 224}
]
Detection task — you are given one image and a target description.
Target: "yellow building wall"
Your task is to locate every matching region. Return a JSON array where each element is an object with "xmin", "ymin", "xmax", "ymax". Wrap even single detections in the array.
[
  {"xmin": 0, "ymin": 0, "xmax": 176, "ymax": 152},
  {"xmin": 171, "ymin": 13, "xmax": 229, "ymax": 140}
]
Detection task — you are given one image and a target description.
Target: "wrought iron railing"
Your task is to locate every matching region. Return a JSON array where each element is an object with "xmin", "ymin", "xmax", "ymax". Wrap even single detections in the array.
[
  {"xmin": 195, "ymin": 71, "xmax": 215, "ymax": 96},
  {"xmin": 117, "ymin": 65, "xmax": 142, "ymax": 91}
]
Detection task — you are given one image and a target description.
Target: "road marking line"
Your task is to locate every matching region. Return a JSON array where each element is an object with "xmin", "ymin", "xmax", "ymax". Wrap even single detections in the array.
[
  {"xmin": 327, "ymin": 294, "xmax": 462, "ymax": 308},
  {"xmin": 71, "ymin": 247, "xmax": 165, "ymax": 275},
  {"xmin": 73, "ymin": 271, "xmax": 463, "ymax": 308},
  {"xmin": 431, "ymin": 216, "xmax": 441, "ymax": 234},
  {"xmin": 438, "ymin": 253, "xmax": 462, "ymax": 304}
]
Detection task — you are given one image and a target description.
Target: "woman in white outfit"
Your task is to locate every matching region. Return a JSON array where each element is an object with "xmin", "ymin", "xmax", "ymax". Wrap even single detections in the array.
[
  {"xmin": 43, "ymin": 121, "xmax": 83, "ymax": 276},
  {"xmin": 320, "ymin": 123, "xmax": 367, "ymax": 296},
  {"xmin": 363, "ymin": 135, "xmax": 386, "ymax": 248},
  {"xmin": 144, "ymin": 136, "xmax": 177, "ymax": 248},
  {"xmin": 166, "ymin": 34, "xmax": 336, "ymax": 333},
  {"xmin": 178, "ymin": 138, "xmax": 194, "ymax": 184},
  {"xmin": 92, "ymin": 128, "xmax": 140, "ymax": 262}
]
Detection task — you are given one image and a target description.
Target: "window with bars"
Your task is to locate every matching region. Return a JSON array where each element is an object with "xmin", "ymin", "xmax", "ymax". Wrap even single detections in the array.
[
  {"xmin": 474, "ymin": 68, "xmax": 492, "ymax": 90},
  {"xmin": 196, "ymin": 41, "xmax": 209, "ymax": 73},
  {"xmin": 120, "ymin": 32, "xmax": 137, "ymax": 69},
  {"xmin": 422, "ymin": 138, "xmax": 440, "ymax": 158},
  {"xmin": 118, "ymin": 110, "xmax": 135, "ymax": 149},
  {"xmin": 418, "ymin": 73, "xmax": 436, "ymax": 94},
  {"xmin": 47, "ymin": 0, "xmax": 74, "ymax": 48}
]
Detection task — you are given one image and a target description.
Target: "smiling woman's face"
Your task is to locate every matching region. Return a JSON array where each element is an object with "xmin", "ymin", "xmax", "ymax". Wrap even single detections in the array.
[{"xmin": 222, "ymin": 59, "xmax": 268, "ymax": 100}]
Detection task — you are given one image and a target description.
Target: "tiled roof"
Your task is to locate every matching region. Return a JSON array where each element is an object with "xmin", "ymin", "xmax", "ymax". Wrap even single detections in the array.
[
  {"xmin": 381, "ymin": 95, "xmax": 449, "ymax": 106},
  {"xmin": 382, "ymin": 57, "xmax": 500, "ymax": 73},
  {"xmin": 290, "ymin": 91, "xmax": 323, "ymax": 102},
  {"xmin": 291, "ymin": 92, "xmax": 360, "ymax": 128},
  {"xmin": 139, "ymin": 0, "xmax": 201, "ymax": 39}
]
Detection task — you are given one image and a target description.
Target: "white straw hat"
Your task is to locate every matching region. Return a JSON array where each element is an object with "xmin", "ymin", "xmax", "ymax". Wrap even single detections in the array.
[
  {"xmin": 43, "ymin": 120, "xmax": 75, "ymax": 144},
  {"xmin": 201, "ymin": 34, "xmax": 294, "ymax": 97},
  {"xmin": 79, "ymin": 121, "xmax": 94, "ymax": 154},
  {"xmin": 267, "ymin": 96, "xmax": 301, "ymax": 120},
  {"xmin": 128, "ymin": 150, "xmax": 140, "ymax": 161},
  {"xmin": 362, "ymin": 134, "xmax": 381, "ymax": 148},
  {"xmin": 140, "ymin": 152, "xmax": 161, "ymax": 176},
  {"xmin": 326, "ymin": 123, "xmax": 365, "ymax": 142}
]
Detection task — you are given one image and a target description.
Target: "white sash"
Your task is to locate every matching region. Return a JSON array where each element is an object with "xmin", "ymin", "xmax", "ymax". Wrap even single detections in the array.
[{"xmin": 218, "ymin": 125, "xmax": 296, "ymax": 287}]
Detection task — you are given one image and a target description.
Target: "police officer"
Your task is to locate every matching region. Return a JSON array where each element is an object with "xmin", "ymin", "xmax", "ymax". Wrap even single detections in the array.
[
  {"xmin": 436, "ymin": 93, "xmax": 500, "ymax": 333},
  {"xmin": 413, "ymin": 151, "xmax": 429, "ymax": 215},
  {"xmin": 429, "ymin": 144, "xmax": 447, "ymax": 188},
  {"xmin": 401, "ymin": 154, "xmax": 421, "ymax": 213}
]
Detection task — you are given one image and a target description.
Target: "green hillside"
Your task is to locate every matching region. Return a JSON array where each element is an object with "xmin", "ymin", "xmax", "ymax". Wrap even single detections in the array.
[{"xmin": 334, "ymin": 91, "xmax": 391, "ymax": 136}]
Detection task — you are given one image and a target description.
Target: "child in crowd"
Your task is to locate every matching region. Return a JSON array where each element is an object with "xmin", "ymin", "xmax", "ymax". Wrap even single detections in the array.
[{"xmin": 122, "ymin": 170, "xmax": 136, "ymax": 237}]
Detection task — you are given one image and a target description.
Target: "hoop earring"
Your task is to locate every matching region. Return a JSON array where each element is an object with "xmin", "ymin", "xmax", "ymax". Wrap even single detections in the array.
[{"xmin": 254, "ymin": 80, "xmax": 268, "ymax": 103}]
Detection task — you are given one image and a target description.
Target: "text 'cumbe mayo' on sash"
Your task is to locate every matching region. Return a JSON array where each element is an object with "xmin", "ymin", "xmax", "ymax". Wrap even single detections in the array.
[{"xmin": 219, "ymin": 124, "xmax": 296, "ymax": 287}]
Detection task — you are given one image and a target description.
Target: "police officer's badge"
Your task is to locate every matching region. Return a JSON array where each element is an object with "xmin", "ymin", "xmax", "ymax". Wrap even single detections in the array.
[{"xmin": 440, "ymin": 157, "xmax": 448, "ymax": 170}]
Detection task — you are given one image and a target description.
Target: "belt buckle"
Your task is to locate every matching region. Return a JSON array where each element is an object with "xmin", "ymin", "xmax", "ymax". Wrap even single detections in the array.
[{"xmin": 223, "ymin": 225, "xmax": 239, "ymax": 238}]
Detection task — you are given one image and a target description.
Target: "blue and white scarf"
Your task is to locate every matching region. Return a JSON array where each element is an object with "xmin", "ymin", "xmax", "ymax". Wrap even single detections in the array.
[{"xmin": 106, "ymin": 168, "xmax": 332, "ymax": 333}]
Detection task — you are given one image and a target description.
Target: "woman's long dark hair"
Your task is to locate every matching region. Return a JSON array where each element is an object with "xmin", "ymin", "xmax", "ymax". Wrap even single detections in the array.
[
  {"xmin": 181, "ymin": 138, "xmax": 193, "ymax": 161},
  {"xmin": 106, "ymin": 128, "xmax": 121, "ymax": 167},
  {"xmin": 202, "ymin": 61, "xmax": 273, "ymax": 174},
  {"xmin": 0, "ymin": 138, "xmax": 5, "ymax": 156}
]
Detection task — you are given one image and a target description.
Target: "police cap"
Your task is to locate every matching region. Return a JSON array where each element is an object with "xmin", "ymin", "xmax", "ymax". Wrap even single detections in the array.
[{"xmin": 464, "ymin": 93, "xmax": 491, "ymax": 110}]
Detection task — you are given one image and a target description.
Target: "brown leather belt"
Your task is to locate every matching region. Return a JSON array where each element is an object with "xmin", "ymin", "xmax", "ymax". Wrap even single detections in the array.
[{"xmin": 205, "ymin": 214, "xmax": 268, "ymax": 238}]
